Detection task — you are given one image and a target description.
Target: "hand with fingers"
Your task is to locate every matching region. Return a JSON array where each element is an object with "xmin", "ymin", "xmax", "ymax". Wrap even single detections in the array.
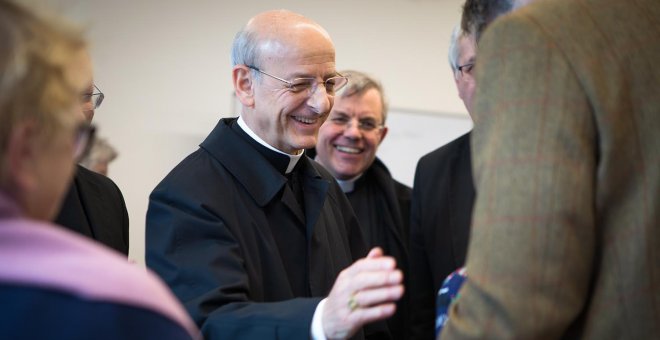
[{"xmin": 322, "ymin": 247, "xmax": 404, "ymax": 340}]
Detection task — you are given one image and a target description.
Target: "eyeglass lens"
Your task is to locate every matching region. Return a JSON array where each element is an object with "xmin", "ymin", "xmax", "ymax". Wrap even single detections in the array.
[
  {"xmin": 291, "ymin": 77, "xmax": 347, "ymax": 94},
  {"xmin": 248, "ymin": 65, "xmax": 348, "ymax": 95},
  {"xmin": 82, "ymin": 85, "xmax": 104, "ymax": 109},
  {"xmin": 330, "ymin": 115, "xmax": 382, "ymax": 132}
]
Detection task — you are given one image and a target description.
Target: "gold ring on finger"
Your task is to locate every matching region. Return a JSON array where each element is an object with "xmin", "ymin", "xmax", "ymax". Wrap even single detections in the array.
[{"xmin": 348, "ymin": 294, "xmax": 359, "ymax": 311}]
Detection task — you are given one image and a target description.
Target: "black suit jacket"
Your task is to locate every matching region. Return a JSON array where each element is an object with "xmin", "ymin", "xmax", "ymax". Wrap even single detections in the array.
[
  {"xmin": 146, "ymin": 118, "xmax": 374, "ymax": 340},
  {"xmin": 347, "ymin": 157, "xmax": 411, "ymax": 340},
  {"xmin": 55, "ymin": 165, "xmax": 129, "ymax": 255},
  {"xmin": 408, "ymin": 132, "xmax": 475, "ymax": 340}
]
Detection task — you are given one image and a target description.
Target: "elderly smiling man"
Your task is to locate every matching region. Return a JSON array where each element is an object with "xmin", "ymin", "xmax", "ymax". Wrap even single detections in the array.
[{"xmin": 146, "ymin": 10, "xmax": 403, "ymax": 340}]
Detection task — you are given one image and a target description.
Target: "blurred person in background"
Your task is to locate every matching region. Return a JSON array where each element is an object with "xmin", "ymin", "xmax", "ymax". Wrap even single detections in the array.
[
  {"xmin": 55, "ymin": 80, "xmax": 129, "ymax": 255},
  {"xmin": 408, "ymin": 25, "xmax": 479, "ymax": 340},
  {"xmin": 80, "ymin": 136, "xmax": 118, "ymax": 176},
  {"xmin": 0, "ymin": 1, "xmax": 197, "ymax": 338},
  {"xmin": 410, "ymin": 1, "xmax": 517, "ymax": 337}
]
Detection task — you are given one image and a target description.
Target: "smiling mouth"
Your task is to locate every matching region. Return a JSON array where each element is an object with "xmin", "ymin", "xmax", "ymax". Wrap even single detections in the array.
[
  {"xmin": 335, "ymin": 145, "xmax": 362, "ymax": 154},
  {"xmin": 292, "ymin": 116, "xmax": 319, "ymax": 125}
]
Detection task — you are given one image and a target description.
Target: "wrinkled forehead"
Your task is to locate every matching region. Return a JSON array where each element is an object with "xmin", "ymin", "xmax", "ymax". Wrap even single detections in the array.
[
  {"xmin": 335, "ymin": 88, "xmax": 384, "ymax": 115},
  {"xmin": 262, "ymin": 38, "xmax": 335, "ymax": 66}
]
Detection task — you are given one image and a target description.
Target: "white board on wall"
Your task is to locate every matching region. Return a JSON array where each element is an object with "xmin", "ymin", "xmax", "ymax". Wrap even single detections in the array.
[{"xmin": 377, "ymin": 108, "xmax": 472, "ymax": 187}]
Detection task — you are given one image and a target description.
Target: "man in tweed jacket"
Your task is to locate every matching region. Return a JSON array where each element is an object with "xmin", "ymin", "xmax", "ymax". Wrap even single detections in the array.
[{"xmin": 441, "ymin": 0, "xmax": 660, "ymax": 339}]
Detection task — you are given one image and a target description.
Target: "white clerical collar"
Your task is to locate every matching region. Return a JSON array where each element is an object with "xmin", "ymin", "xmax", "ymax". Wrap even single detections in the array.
[
  {"xmin": 237, "ymin": 116, "xmax": 303, "ymax": 174},
  {"xmin": 336, "ymin": 174, "xmax": 362, "ymax": 193}
]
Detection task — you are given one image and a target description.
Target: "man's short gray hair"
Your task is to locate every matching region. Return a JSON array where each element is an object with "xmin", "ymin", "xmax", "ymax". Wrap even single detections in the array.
[
  {"xmin": 448, "ymin": 25, "xmax": 463, "ymax": 74},
  {"xmin": 337, "ymin": 70, "xmax": 389, "ymax": 123},
  {"xmin": 231, "ymin": 28, "xmax": 262, "ymax": 80}
]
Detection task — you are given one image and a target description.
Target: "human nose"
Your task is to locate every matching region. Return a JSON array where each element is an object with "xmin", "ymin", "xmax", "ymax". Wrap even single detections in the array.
[
  {"xmin": 306, "ymin": 83, "xmax": 331, "ymax": 115},
  {"xmin": 343, "ymin": 119, "xmax": 362, "ymax": 138}
]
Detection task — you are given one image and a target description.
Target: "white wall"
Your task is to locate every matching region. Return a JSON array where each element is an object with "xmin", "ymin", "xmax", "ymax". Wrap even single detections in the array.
[{"xmin": 36, "ymin": 0, "xmax": 470, "ymax": 264}]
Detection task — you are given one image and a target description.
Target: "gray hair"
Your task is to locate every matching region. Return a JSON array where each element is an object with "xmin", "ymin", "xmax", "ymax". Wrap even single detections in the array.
[
  {"xmin": 231, "ymin": 28, "xmax": 259, "ymax": 67},
  {"xmin": 448, "ymin": 25, "xmax": 463, "ymax": 73},
  {"xmin": 231, "ymin": 28, "xmax": 262, "ymax": 80},
  {"xmin": 337, "ymin": 70, "xmax": 389, "ymax": 123}
]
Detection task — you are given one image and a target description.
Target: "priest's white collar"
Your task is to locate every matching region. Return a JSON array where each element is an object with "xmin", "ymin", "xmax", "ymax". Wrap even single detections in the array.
[
  {"xmin": 336, "ymin": 174, "xmax": 362, "ymax": 193},
  {"xmin": 237, "ymin": 116, "xmax": 303, "ymax": 174}
]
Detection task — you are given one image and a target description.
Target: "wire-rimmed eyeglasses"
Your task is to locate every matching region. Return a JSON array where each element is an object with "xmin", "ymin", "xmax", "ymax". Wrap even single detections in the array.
[
  {"xmin": 246, "ymin": 65, "xmax": 348, "ymax": 96},
  {"xmin": 328, "ymin": 114, "xmax": 384, "ymax": 133},
  {"xmin": 81, "ymin": 84, "xmax": 105, "ymax": 110}
]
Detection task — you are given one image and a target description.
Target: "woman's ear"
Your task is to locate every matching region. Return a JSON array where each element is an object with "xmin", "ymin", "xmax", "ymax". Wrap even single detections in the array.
[{"xmin": 233, "ymin": 65, "xmax": 255, "ymax": 108}]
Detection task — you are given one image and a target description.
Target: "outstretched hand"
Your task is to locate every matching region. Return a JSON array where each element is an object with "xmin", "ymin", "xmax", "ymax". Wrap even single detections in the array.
[{"xmin": 322, "ymin": 247, "xmax": 404, "ymax": 340}]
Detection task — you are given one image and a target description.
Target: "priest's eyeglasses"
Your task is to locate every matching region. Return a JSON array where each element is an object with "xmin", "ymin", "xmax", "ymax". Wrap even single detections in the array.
[{"xmin": 247, "ymin": 65, "xmax": 348, "ymax": 96}]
